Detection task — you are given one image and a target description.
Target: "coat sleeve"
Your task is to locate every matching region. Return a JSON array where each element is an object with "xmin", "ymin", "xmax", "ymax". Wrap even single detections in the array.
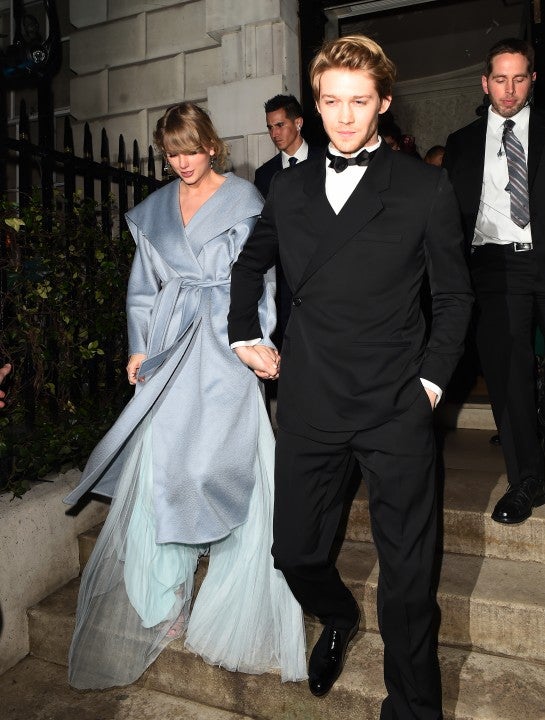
[
  {"xmin": 420, "ymin": 169, "xmax": 474, "ymax": 389},
  {"xmin": 230, "ymin": 214, "xmax": 277, "ymax": 347},
  {"xmin": 228, "ymin": 185, "xmax": 279, "ymax": 345},
  {"xmin": 126, "ymin": 220, "xmax": 161, "ymax": 356}
]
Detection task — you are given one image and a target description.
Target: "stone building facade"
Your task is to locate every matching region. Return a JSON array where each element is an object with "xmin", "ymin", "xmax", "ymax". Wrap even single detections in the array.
[
  {"xmin": 1, "ymin": 0, "xmax": 521, "ymax": 180},
  {"xmin": 69, "ymin": 0, "xmax": 301, "ymax": 179}
]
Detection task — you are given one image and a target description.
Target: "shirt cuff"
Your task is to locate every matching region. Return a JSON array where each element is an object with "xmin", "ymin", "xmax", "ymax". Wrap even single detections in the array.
[
  {"xmin": 420, "ymin": 378, "xmax": 442, "ymax": 406},
  {"xmin": 230, "ymin": 338, "xmax": 262, "ymax": 349}
]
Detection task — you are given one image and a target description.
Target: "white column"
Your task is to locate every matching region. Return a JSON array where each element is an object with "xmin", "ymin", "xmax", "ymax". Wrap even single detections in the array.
[{"xmin": 206, "ymin": 0, "xmax": 301, "ymax": 178}]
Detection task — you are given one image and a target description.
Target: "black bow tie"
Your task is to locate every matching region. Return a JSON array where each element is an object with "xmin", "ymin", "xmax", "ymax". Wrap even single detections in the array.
[{"xmin": 326, "ymin": 148, "xmax": 376, "ymax": 173}]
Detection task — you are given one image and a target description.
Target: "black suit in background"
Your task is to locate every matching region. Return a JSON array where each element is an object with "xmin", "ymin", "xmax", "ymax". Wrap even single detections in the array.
[
  {"xmin": 254, "ymin": 145, "xmax": 323, "ymax": 197},
  {"xmin": 229, "ymin": 143, "xmax": 473, "ymax": 719},
  {"xmin": 444, "ymin": 111, "xmax": 545, "ymax": 490},
  {"xmin": 254, "ymin": 146, "xmax": 322, "ymax": 345},
  {"xmin": 254, "ymin": 152, "xmax": 282, "ymax": 198}
]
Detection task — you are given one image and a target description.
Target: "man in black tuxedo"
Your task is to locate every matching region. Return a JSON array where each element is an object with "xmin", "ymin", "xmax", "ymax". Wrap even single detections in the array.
[
  {"xmin": 443, "ymin": 38, "xmax": 545, "ymax": 525},
  {"xmin": 254, "ymin": 94, "xmax": 321, "ymax": 197},
  {"xmin": 255, "ymin": 95, "xmax": 322, "ymax": 343},
  {"xmin": 229, "ymin": 35, "xmax": 472, "ymax": 719}
]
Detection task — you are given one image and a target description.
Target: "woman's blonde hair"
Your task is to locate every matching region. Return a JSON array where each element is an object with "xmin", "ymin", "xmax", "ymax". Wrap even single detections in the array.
[
  {"xmin": 154, "ymin": 102, "xmax": 229, "ymax": 171},
  {"xmin": 310, "ymin": 35, "xmax": 396, "ymax": 103}
]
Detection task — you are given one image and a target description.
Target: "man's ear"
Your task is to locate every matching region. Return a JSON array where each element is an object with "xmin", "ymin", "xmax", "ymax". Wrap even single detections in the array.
[
  {"xmin": 481, "ymin": 75, "xmax": 489, "ymax": 96},
  {"xmin": 379, "ymin": 95, "xmax": 392, "ymax": 114}
]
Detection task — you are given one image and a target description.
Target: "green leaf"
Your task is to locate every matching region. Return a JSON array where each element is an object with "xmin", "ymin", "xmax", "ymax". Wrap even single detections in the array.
[{"xmin": 4, "ymin": 217, "xmax": 25, "ymax": 231}]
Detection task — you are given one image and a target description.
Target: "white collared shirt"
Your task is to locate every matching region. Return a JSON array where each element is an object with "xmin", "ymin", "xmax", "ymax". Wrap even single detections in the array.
[
  {"xmin": 473, "ymin": 105, "xmax": 532, "ymax": 246},
  {"xmin": 281, "ymin": 140, "xmax": 309, "ymax": 169},
  {"xmin": 325, "ymin": 139, "xmax": 381, "ymax": 214}
]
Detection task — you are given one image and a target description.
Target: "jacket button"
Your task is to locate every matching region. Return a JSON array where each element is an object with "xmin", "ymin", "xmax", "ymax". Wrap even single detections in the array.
[{"xmin": 292, "ymin": 297, "xmax": 302, "ymax": 307}]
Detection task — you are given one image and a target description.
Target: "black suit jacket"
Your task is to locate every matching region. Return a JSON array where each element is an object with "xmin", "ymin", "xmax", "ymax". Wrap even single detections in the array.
[
  {"xmin": 254, "ymin": 145, "xmax": 323, "ymax": 198},
  {"xmin": 254, "ymin": 145, "xmax": 323, "ymax": 345},
  {"xmin": 443, "ymin": 110, "xmax": 545, "ymax": 266},
  {"xmin": 229, "ymin": 143, "xmax": 473, "ymax": 434}
]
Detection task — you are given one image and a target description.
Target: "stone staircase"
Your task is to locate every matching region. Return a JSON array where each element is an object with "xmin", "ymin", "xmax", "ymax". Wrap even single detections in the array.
[{"xmin": 2, "ymin": 427, "xmax": 545, "ymax": 719}]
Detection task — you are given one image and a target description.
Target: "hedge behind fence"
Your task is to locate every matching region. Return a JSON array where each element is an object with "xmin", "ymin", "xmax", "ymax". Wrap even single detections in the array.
[{"xmin": 0, "ymin": 193, "xmax": 134, "ymax": 496}]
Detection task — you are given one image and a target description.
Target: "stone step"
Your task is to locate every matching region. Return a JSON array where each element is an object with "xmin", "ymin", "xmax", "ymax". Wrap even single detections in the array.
[
  {"xmin": 26, "ymin": 580, "xmax": 545, "ymax": 720},
  {"xmin": 32, "ymin": 525, "xmax": 545, "ymax": 672},
  {"xmin": 436, "ymin": 401, "xmax": 496, "ymax": 431},
  {"xmin": 146, "ymin": 630, "xmax": 545, "ymax": 720},
  {"xmin": 0, "ymin": 656, "xmax": 254, "ymax": 720},
  {"xmin": 81, "ymin": 432, "xmax": 545, "ymax": 570},
  {"xmin": 343, "ymin": 427, "xmax": 545, "ymax": 563},
  {"xmin": 338, "ymin": 541, "xmax": 545, "ymax": 664},
  {"xmin": 82, "ymin": 483, "xmax": 545, "ymax": 572},
  {"xmin": 346, "ymin": 467, "xmax": 545, "ymax": 563}
]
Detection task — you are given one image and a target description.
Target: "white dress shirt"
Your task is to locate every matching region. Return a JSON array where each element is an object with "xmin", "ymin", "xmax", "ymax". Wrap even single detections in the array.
[
  {"xmin": 281, "ymin": 139, "xmax": 309, "ymax": 169},
  {"xmin": 325, "ymin": 140, "xmax": 380, "ymax": 214},
  {"xmin": 473, "ymin": 105, "xmax": 532, "ymax": 246}
]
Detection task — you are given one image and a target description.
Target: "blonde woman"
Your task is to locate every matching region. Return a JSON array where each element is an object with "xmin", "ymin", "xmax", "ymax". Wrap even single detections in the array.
[{"xmin": 65, "ymin": 102, "xmax": 306, "ymax": 689}]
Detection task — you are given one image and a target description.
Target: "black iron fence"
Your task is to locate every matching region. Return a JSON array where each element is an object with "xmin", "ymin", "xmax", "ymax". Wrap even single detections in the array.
[
  {"xmin": 1, "ymin": 99, "xmax": 161, "ymax": 229},
  {"xmin": 0, "ymin": 99, "xmax": 164, "ymax": 492}
]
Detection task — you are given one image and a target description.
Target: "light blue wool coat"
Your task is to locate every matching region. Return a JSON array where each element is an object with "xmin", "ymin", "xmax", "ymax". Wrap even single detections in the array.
[{"xmin": 64, "ymin": 173, "xmax": 275, "ymax": 545}]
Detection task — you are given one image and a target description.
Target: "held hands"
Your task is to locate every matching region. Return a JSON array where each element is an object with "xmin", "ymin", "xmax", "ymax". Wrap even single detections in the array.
[
  {"xmin": 234, "ymin": 345, "xmax": 280, "ymax": 380},
  {"xmin": 127, "ymin": 354, "xmax": 147, "ymax": 385}
]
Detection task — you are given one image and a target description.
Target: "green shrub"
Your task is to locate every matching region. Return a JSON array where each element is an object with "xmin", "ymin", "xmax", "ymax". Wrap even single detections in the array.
[{"xmin": 0, "ymin": 193, "xmax": 134, "ymax": 496}]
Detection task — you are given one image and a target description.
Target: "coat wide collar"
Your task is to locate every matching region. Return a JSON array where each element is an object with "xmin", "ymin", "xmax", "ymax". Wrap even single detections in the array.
[{"xmin": 125, "ymin": 174, "xmax": 262, "ymax": 275}]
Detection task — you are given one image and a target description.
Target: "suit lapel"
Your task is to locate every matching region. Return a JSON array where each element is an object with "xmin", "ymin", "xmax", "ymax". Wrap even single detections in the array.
[
  {"xmin": 529, "ymin": 110, "xmax": 545, "ymax": 191},
  {"xmin": 295, "ymin": 143, "xmax": 391, "ymax": 290},
  {"xmin": 466, "ymin": 117, "xmax": 487, "ymax": 193},
  {"xmin": 267, "ymin": 154, "xmax": 282, "ymax": 183}
]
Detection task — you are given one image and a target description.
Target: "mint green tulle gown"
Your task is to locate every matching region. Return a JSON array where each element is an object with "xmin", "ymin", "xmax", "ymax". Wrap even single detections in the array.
[{"xmin": 66, "ymin": 174, "xmax": 307, "ymax": 689}]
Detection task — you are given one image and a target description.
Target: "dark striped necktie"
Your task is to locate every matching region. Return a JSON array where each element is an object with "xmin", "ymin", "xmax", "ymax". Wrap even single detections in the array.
[
  {"xmin": 288, "ymin": 156, "xmax": 298, "ymax": 167},
  {"xmin": 502, "ymin": 119, "xmax": 530, "ymax": 229}
]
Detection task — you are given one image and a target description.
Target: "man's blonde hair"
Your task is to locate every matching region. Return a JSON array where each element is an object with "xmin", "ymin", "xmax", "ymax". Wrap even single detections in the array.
[{"xmin": 310, "ymin": 35, "xmax": 396, "ymax": 102}]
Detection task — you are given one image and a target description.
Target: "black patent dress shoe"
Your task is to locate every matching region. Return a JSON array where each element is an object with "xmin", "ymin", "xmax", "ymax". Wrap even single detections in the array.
[
  {"xmin": 492, "ymin": 477, "xmax": 545, "ymax": 524},
  {"xmin": 308, "ymin": 618, "xmax": 359, "ymax": 697},
  {"xmin": 489, "ymin": 434, "xmax": 501, "ymax": 446}
]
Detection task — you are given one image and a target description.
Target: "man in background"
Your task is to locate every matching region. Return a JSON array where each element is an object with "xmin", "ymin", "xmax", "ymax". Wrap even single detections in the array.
[
  {"xmin": 255, "ymin": 94, "xmax": 321, "ymax": 345},
  {"xmin": 443, "ymin": 38, "xmax": 545, "ymax": 524}
]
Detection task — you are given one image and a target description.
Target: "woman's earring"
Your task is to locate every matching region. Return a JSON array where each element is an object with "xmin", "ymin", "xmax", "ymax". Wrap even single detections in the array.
[
  {"xmin": 209, "ymin": 155, "xmax": 215, "ymax": 168},
  {"xmin": 163, "ymin": 158, "xmax": 169, "ymax": 173}
]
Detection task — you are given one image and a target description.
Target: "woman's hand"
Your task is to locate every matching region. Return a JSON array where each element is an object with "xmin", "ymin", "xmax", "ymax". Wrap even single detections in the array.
[
  {"xmin": 234, "ymin": 345, "xmax": 280, "ymax": 380},
  {"xmin": 0, "ymin": 363, "xmax": 11, "ymax": 408},
  {"xmin": 127, "ymin": 354, "xmax": 147, "ymax": 385}
]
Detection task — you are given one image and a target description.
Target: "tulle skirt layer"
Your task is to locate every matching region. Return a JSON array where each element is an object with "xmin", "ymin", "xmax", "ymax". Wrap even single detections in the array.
[{"xmin": 68, "ymin": 390, "xmax": 307, "ymax": 689}]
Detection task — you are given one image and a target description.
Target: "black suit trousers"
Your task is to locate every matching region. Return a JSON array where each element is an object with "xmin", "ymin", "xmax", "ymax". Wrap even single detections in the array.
[
  {"xmin": 471, "ymin": 244, "xmax": 545, "ymax": 485},
  {"xmin": 272, "ymin": 389, "xmax": 442, "ymax": 720}
]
